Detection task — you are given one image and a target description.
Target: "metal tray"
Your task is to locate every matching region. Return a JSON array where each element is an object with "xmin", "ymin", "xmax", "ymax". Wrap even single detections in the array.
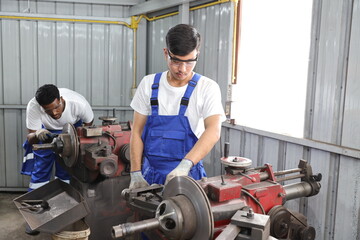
[{"xmin": 13, "ymin": 179, "xmax": 90, "ymax": 233}]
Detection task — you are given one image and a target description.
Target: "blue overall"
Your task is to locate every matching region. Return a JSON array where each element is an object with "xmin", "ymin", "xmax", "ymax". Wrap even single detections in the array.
[
  {"xmin": 141, "ymin": 72, "xmax": 207, "ymax": 185},
  {"xmin": 21, "ymin": 120, "xmax": 82, "ymax": 191}
]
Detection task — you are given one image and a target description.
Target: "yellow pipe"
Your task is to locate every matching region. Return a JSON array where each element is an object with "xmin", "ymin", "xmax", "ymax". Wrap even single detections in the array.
[
  {"xmin": 231, "ymin": 0, "xmax": 238, "ymax": 84},
  {"xmin": 0, "ymin": 15, "xmax": 132, "ymax": 27},
  {"xmin": 132, "ymin": 28, "xmax": 137, "ymax": 90},
  {"xmin": 142, "ymin": 0, "xmax": 237, "ymax": 22}
]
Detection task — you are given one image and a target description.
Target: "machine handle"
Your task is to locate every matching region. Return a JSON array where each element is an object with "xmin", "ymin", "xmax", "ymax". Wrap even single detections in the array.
[
  {"xmin": 224, "ymin": 142, "xmax": 230, "ymax": 158},
  {"xmin": 32, "ymin": 143, "xmax": 54, "ymax": 151}
]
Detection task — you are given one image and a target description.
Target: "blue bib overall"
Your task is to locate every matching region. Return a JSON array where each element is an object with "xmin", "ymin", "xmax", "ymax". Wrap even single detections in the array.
[
  {"xmin": 21, "ymin": 120, "xmax": 82, "ymax": 190},
  {"xmin": 141, "ymin": 72, "xmax": 207, "ymax": 185}
]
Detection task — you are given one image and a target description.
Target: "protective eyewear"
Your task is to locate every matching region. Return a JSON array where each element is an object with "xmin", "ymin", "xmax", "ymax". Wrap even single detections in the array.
[
  {"xmin": 168, "ymin": 51, "xmax": 198, "ymax": 67},
  {"xmin": 43, "ymin": 100, "xmax": 63, "ymax": 113}
]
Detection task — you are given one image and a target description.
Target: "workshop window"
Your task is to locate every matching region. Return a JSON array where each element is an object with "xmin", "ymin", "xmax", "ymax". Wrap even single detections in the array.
[{"xmin": 231, "ymin": 0, "xmax": 313, "ymax": 138}]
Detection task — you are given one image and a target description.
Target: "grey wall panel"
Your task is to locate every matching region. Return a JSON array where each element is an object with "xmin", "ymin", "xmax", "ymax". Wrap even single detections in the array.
[
  {"xmin": 20, "ymin": 20, "xmax": 38, "ymax": 104},
  {"xmin": 0, "ymin": 110, "xmax": 5, "ymax": 187},
  {"xmin": 38, "ymin": 21, "xmax": 56, "ymax": 85},
  {"xmin": 2, "ymin": 20, "xmax": 21, "ymax": 104},
  {"xmin": 4, "ymin": 110, "xmax": 23, "ymax": 187},
  {"xmin": 193, "ymin": 4, "xmax": 233, "ymax": 94},
  {"xmin": 334, "ymin": 156, "xmax": 360, "ymax": 240},
  {"xmin": 0, "ymin": 0, "xmax": 134, "ymax": 189},
  {"xmin": 310, "ymin": 0, "xmax": 350, "ymax": 144},
  {"xmin": 192, "ymin": 3, "xmax": 233, "ymax": 107},
  {"xmin": 262, "ymin": 138, "xmax": 280, "ymax": 170},
  {"xmin": 228, "ymin": 127, "xmax": 242, "ymax": 157},
  {"xmin": 57, "ymin": 22, "xmax": 74, "ymax": 87},
  {"xmin": 91, "ymin": 24, "xmax": 107, "ymax": 105},
  {"xmin": 73, "ymin": 23, "xmax": 91, "ymax": 97},
  {"xmin": 303, "ymin": 0, "xmax": 359, "ymax": 237},
  {"xmin": 243, "ymin": 132, "xmax": 260, "ymax": 166},
  {"xmin": 342, "ymin": 0, "xmax": 360, "ymax": 149}
]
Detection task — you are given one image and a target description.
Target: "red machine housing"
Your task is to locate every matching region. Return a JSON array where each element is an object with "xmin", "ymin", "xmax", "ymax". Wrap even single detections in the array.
[
  {"xmin": 116, "ymin": 159, "xmax": 321, "ymax": 240},
  {"xmin": 75, "ymin": 123, "xmax": 131, "ymax": 182}
]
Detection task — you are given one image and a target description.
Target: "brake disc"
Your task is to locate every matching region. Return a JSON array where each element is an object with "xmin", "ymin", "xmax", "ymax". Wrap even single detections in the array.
[
  {"xmin": 59, "ymin": 123, "xmax": 79, "ymax": 167},
  {"xmin": 163, "ymin": 176, "xmax": 214, "ymax": 240}
]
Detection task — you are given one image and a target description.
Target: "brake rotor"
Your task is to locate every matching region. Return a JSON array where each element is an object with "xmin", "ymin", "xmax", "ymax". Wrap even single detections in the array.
[
  {"xmin": 163, "ymin": 176, "xmax": 214, "ymax": 240},
  {"xmin": 59, "ymin": 123, "xmax": 79, "ymax": 167}
]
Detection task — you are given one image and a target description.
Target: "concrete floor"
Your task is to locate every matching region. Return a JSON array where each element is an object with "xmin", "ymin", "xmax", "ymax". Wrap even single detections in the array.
[{"xmin": 0, "ymin": 192, "xmax": 52, "ymax": 240}]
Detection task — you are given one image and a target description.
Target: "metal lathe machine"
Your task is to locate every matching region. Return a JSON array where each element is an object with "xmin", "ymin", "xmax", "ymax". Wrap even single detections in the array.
[
  {"xmin": 113, "ymin": 146, "xmax": 322, "ymax": 240},
  {"xmin": 14, "ymin": 119, "xmax": 321, "ymax": 240}
]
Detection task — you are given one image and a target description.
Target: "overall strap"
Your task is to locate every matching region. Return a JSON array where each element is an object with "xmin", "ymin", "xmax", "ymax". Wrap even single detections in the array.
[
  {"xmin": 150, "ymin": 73, "xmax": 162, "ymax": 116},
  {"xmin": 179, "ymin": 73, "xmax": 201, "ymax": 115}
]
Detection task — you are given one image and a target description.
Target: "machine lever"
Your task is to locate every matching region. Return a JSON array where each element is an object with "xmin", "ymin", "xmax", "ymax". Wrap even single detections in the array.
[
  {"xmin": 32, "ymin": 143, "xmax": 54, "ymax": 151},
  {"xmin": 224, "ymin": 142, "xmax": 230, "ymax": 158},
  {"xmin": 311, "ymin": 173, "xmax": 322, "ymax": 182}
]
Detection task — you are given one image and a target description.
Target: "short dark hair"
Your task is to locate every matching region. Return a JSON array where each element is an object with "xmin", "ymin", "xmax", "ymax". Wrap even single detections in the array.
[
  {"xmin": 166, "ymin": 24, "xmax": 201, "ymax": 56},
  {"xmin": 35, "ymin": 84, "xmax": 60, "ymax": 106}
]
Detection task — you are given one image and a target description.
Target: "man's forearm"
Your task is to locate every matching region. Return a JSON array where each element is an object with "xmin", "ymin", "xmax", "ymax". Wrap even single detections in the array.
[
  {"xmin": 130, "ymin": 134, "xmax": 144, "ymax": 172},
  {"xmin": 185, "ymin": 128, "xmax": 220, "ymax": 164}
]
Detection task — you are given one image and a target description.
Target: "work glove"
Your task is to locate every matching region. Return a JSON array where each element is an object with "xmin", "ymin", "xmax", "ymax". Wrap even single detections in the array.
[
  {"xmin": 165, "ymin": 158, "xmax": 194, "ymax": 185},
  {"xmin": 129, "ymin": 171, "xmax": 149, "ymax": 190},
  {"xmin": 35, "ymin": 129, "xmax": 52, "ymax": 142}
]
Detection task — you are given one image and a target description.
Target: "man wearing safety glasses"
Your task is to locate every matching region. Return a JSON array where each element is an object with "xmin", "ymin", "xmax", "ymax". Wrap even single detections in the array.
[
  {"xmin": 22, "ymin": 84, "xmax": 94, "ymax": 191},
  {"xmin": 21, "ymin": 84, "xmax": 94, "ymax": 235},
  {"xmin": 129, "ymin": 24, "xmax": 226, "ymax": 189}
]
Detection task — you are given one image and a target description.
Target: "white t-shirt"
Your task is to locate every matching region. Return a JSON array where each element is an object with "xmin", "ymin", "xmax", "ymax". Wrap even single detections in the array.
[
  {"xmin": 130, "ymin": 71, "xmax": 226, "ymax": 138},
  {"xmin": 26, "ymin": 88, "xmax": 94, "ymax": 131}
]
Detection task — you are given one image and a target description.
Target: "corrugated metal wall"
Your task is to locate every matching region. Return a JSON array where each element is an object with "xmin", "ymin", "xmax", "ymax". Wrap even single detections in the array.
[
  {"xmin": 0, "ymin": 0, "xmax": 234, "ymax": 190},
  {"xmin": 220, "ymin": 0, "xmax": 360, "ymax": 239},
  {"xmin": 1, "ymin": 0, "xmax": 359, "ymax": 239},
  {"xmin": 0, "ymin": 0, "xmax": 135, "ymax": 190}
]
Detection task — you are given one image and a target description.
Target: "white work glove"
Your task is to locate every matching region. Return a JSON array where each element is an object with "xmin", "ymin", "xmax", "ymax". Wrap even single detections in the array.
[
  {"xmin": 165, "ymin": 158, "xmax": 194, "ymax": 185},
  {"xmin": 129, "ymin": 171, "xmax": 149, "ymax": 190},
  {"xmin": 35, "ymin": 129, "xmax": 51, "ymax": 142}
]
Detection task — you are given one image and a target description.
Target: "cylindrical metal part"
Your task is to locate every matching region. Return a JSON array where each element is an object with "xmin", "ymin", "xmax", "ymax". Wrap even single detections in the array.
[
  {"xmin": 260, "ymin": 171, "xmax": 304, "ymax": 182},
  {"xmin": 274, "ymin": 168, "xmax": 302, "ymax": 176},
  {"xmin": 260, "ymin": 171, "xmax": 269, "ymax": 181},
  {"xmin": 32, "ymin": 143, "xmax": 54, "ymax": 150},
  {"xmin": 112, "ymin": 218, "xmax": 160, "ymax": 239},
  {"xmin": 224, "ymin": 142, "xmax": 230, "ymax": 158},
  {"xmin": 284, "ymin": 182, "xmax": 313, "ymax": 201},
  {"xmin": 276, "ymin": 174, "xmax": 305, "ymax": 182}
]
